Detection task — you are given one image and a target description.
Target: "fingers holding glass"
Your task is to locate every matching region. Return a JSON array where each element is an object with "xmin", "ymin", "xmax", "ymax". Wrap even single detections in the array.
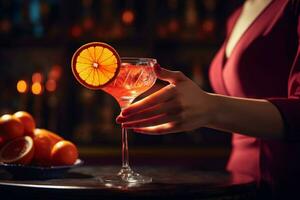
[
  {"xmin": 122, "ymin": 113, "xmax": 182, "ymax": 129},
  {"xmin": 116, "ymin": 99, "xmax": 182, "ymax": 124},
  {"xmin": 121, "ymin": 84, "xmax": 176, "ymax": 116},
  {"xmin": 133, "ymin": 122, "xmax": 182, "ymax": 135}
]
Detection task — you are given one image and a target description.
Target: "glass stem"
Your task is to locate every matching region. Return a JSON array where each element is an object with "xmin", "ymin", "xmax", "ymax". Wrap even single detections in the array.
[
  {"xmin": 120, "ymin": 104, "xmax": 132, "ymax": 171},
  {"xmin": 121, "ymin": 127, "xmax": 130, "ymax": 169}
]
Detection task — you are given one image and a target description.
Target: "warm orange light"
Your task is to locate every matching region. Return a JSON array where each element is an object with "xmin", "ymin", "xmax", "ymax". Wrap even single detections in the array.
[
  {"xmin": 122, "ymin": 10, "xmax": 135, "ymax": 25},
  {"xmin": 1, "ymin": 114, "xmax": 11, "ymax": 120},
  {"xmin": 32, "ymin": 72, "xmax": 43, "ymax": 83},
  {"xmin": 71, "ymin": 25, "xmax": 82, "ymax": 38},
  {"xmin": 202, "ymin": 19, "xmax": 215, "ymax": 33},
  {"xmin": 31, "ymin": 82, "xmax": 42, "ymax": 95},
  {"xmin": 168, "ymin": 19, "xmax": 179, "ymax": 33},
  {"xmin": 49, "ymin": 65, "xmax": 62, "ymax": 80},
  {"xmin": 17, "ymin": 80, "xmax": 28, "ymax": 93},
  {"xmin": 0, "ymin": 19, "xmax": 12, "ymax": 32},
  {"xmin": 143, "ymin": 123, "xmax": 173, "ymax": 131},
  {"xmin": 46, "ymin": 79, "xmax": 56, "ymax": 92},
  {"xmin": 157, "ymin": 25, "xmax": 167, "ymax": 38},
  {"xmin": 83, "ymin": 17, "xmax": 94, "ymax": 30}
]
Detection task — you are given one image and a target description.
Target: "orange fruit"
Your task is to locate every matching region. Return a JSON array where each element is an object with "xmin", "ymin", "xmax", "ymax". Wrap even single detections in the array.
[
  {"xmin": 0, "ymin": 136, "xmax": 34, "ymax": 165},
  {"xmin": 13, "ymin": 111, "xmax": 36, "ymax": 137},
  {"xmin": 71, "ymin": 42, "xmax": 121, "ymax": 89},
  {"xmin": 32, "ymin": 129, "xmax": 63, "ymax": 166},
  {"xmin": 0, "ymin": 136, "xmax": 5, "ymax": 147},
  {"xmin": 34, "ymin": 128, "xmax": 63, "ymax": 144},
  {"xmin": 0, "ymin": 114, "xmax": 24, "ymax": 141},
  {"xmin": 32, "ymin": 133, "xmax": 53, "ymax": 166},
  {"xmin": 51, "ymin": 140, "xmax": 78, "ymax": 166}
]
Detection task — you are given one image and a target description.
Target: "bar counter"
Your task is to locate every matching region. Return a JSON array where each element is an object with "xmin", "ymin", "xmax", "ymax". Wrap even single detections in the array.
[{"xmin": 0, "ymin": 165, "xmax": 256, "ymax": 200}]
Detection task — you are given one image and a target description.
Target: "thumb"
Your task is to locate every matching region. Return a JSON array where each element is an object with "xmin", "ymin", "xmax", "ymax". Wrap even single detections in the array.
[{"xmin": 154, "ymin": 64, "xmax": 186, "ymax": 84}]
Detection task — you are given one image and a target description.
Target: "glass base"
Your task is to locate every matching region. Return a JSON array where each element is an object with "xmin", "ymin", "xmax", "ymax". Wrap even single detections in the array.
[{"xmin": 99, "ymin": 166, "xmax": 152, "ymax": 187}]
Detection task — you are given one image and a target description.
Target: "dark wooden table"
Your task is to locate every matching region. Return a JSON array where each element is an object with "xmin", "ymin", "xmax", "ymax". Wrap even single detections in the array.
[{"xmin": 0, "ymin": 166, "xmax": 256, "ymax": 200}]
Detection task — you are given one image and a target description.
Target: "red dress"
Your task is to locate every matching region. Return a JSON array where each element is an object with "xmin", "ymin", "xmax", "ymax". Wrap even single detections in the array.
[{"xmin": 209, "ymin": 0, "xmax": 300, "ymax": 196}]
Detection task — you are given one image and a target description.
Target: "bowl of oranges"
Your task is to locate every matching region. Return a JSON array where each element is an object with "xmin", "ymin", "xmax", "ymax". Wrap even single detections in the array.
[{"xmin": 0, "ymin": 111, "xmax": 82, "ymax": 179}]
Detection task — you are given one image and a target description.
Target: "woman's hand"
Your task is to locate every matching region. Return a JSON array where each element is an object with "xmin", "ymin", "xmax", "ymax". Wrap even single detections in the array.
[
  {"xmin": 116, "ymin": 65, "xmax": 284, "ymax": 139},
  {"xmin": 116, "ymin": 65, "xmax": 217, "ymax": 135}
]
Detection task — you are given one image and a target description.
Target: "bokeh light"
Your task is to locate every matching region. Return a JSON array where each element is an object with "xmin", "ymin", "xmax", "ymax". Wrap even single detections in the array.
[
  {"xmin": 83, "ymin": 17, "xmax": 94, "ymax": 30},
  {"xmin": 16, "ymin": 80, "xmax": 28, "ymax": 93},
  {"xmin": 202, "ymin": 19, "xmax": 215, "ymax": 33},
  {"xmin": 46, "ymin": 79, "xmax": 57, "ymax": 92},
  {"xmin": 32, "ymin": 72, "xmax": 43, "ymax": 83},
  {"xmin": 31, "ymin": 82, "xmax": 43, "ymax": 95},
  {"xmin": 122, "ymin": 10, "xmax": 135, "ymax": 25},
  {"xmin": 48, "ymin": 65, "xmax": 62, "ymax": 80},
  {"xmin": 71, "ymin": 25, "xmax": 82, "ymax": 38},
  {"xmin": 0, "ymin": 19, "xmax": 12, "ymax": 33},
  {"xmin": 168, "ymin": 19, "xmax": 179, "ymax": 33}
]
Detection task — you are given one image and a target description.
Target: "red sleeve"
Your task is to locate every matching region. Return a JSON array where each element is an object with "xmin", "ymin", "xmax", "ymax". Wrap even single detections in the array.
[{"xmin": 268, "ymin": 13, "xmax": 300, "ymax": 141}]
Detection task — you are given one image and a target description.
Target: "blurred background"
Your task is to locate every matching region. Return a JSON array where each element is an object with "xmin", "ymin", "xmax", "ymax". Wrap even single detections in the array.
[{"xmin": 0, "ymin": 0, "xmax": 243, "ymax": 169}]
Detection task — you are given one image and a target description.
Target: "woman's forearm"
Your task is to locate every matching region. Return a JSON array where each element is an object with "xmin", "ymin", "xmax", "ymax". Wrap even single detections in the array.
[
  {"xmin": 208, "ymin": 93, "xmax": 285, "ymax": 139},
  {"xmin": 118, "ymin": 67, "xmax": 286, "ymax": 138}
]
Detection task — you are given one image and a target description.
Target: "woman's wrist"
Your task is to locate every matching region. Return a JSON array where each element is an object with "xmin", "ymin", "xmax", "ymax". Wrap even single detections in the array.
[
  {"xmin": 203, "ymin": 92, "xmax": 224, "ymax": 129},
  {"xmin": 204, "ymin": 92, "xmax": 236, "ymax": 132}
]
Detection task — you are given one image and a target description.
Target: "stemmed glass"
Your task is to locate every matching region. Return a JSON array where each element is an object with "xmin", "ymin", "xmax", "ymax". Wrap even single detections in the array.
[{"xmin": 100, "ymin": 57, "xmax": 157, "ymax": 184}]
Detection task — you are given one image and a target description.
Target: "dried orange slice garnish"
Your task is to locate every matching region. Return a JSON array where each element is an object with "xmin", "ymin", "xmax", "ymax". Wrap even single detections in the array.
[{"xmin": 71, "ymin": 42, "xmax": 121, "ymax": 89}]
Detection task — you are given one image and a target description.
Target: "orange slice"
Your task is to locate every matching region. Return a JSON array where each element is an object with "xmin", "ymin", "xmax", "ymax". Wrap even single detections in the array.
[
  {"xmin": 0, "ymin": 136, "xmax": 34, "ymax": 165},
  {"xmin": 71, "ymin": 42, "xmax": 121, "ymax": 89}
]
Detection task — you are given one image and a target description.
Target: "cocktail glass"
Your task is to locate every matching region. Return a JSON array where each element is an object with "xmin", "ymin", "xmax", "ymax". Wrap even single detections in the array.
[{"xmin": 100, "ymin": 57, "xmax": 157, "ymax": 184}]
